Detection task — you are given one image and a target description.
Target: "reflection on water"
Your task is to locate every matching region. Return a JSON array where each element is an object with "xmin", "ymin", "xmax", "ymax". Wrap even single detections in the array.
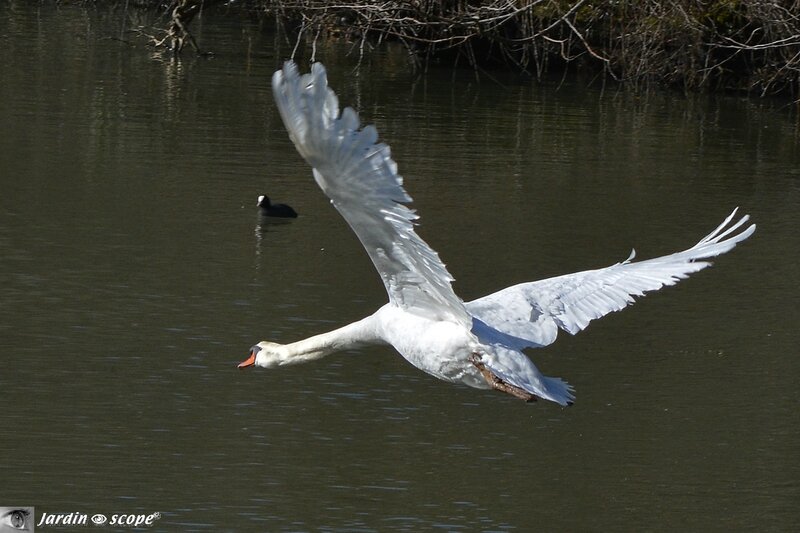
[
  {"xmin": 1, "ymin": 3, "xmax": 798, "ymax": 531},
  {"xmin": 253, "ymin": 215, "xmax": 296, "ymax": 268}
]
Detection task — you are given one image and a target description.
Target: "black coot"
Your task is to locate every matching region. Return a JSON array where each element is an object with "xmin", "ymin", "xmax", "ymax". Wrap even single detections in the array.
[{"xmin": 257, "ymin": 195, "xmax": 298, "ymax": 218}]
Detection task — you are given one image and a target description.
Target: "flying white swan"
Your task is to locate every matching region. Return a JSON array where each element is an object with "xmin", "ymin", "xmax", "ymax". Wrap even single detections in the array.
[{"xmin": 238, "ymin": 61, "xmax": 756, "ymax": 406}]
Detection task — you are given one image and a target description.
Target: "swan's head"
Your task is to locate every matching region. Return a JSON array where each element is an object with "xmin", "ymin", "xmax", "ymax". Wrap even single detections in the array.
[{"xmin": 238, "ymin": 341, "xmax": 283, "ymax": 369}]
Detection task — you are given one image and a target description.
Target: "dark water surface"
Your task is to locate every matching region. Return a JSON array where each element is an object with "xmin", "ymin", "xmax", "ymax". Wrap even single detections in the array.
[{"xmin": 1, "ymin": 4, "xmax": 798, "ymax": 531}]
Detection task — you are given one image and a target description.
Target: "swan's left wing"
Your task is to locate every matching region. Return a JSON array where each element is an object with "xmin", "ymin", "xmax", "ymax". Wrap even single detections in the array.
[
  {"xmin": 466, "ymin": 209, "xmax": 755, "ymax": 348},
  {"xmin": 272, "ymin": 62, "xmax": 470, "ymax": 325}
]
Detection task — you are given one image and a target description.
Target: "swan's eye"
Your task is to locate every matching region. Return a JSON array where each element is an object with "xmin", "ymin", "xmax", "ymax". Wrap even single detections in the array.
[{"xmin": 1, "ymin": 508, "xmax": 32, "ymax": 531}]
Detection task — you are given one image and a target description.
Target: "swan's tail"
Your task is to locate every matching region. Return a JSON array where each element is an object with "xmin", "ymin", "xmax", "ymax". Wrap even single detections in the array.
[
  {"xmin": 479, "ymin": 347, "xmax": 575, "ymax": 407},
  {"xmin": 540, "ymin": 376, "xmax": 575, "ymax": 407}
]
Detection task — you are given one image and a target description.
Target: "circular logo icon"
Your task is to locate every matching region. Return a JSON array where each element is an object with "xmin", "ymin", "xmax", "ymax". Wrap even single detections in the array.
[{"xmin": 91, "ymin": 514, "xmax": 107, "ymax": 526}]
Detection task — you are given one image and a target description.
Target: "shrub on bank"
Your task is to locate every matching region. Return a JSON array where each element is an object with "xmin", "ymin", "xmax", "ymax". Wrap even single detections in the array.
[{"xmin": 98, "ymin": 0, "xmax": 800, "ymax": 98}]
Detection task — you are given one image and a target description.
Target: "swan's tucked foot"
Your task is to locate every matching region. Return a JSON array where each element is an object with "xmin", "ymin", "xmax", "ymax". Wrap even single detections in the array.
[{"xmin": 469, "ymin": 353, "xmax": 539, "ymax": 402}]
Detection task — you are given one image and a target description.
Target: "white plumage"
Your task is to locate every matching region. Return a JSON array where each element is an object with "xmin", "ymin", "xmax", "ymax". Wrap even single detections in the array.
[{"xmin": 238, "ymin": 61, "xmax": 755, "ymax": 406}]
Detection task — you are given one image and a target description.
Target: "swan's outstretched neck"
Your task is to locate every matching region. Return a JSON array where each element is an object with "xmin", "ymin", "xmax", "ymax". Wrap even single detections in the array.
[{"xmin": 267, "ymin": 314, "xmax": 382, "ymax": 367}]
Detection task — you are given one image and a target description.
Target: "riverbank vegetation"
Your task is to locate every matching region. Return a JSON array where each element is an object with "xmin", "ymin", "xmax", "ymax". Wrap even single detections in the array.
[
  {"xmin": 91, "ymin": 1, "xmax": 800, "ymax": 99},
  {"xmin": 256, "ymin": 0, "xmax": 799, "ymax": 99}
]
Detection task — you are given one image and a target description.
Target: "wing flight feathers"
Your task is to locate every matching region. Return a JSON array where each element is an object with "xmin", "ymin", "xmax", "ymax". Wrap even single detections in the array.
[
  {"xmin": 466, "ymin": 210, "xmax": 755, "ymax": 347},
  {"xmin": 272, "ymin": 62, "xmax": 470, "ymax": 324}
]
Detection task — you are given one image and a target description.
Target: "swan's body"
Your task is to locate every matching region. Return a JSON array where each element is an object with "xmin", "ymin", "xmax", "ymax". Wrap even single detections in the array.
[{"xmin": 239, "ymin": 62, "xmax": 755, "ymax": 406}]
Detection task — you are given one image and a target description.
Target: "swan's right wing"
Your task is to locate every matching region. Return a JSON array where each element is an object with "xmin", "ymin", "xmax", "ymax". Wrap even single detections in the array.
[
  {"xmin": 466, "ymin": 209, "xmax": 755, "ymax": 348},
  {"xmin": 272, "ymin": 62, "xmax": 470, "ymax": 326}
]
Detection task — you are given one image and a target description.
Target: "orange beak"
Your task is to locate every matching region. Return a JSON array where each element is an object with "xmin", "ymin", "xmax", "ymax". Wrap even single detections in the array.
[{"xmin": 238, "ymin": 351, "xmax": 256, "ymax": 368}]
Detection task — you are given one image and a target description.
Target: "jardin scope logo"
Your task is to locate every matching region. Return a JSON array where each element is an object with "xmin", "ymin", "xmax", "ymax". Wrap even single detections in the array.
[{"xmin": 0, "ymin": 507, "xmax": 162, "ymax": 530}]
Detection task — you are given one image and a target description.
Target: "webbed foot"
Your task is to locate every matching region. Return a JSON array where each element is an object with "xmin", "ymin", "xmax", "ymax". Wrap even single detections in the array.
[{"xmin": 469, "ymin": 353, "xmax": 539, "ymax": 402}]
